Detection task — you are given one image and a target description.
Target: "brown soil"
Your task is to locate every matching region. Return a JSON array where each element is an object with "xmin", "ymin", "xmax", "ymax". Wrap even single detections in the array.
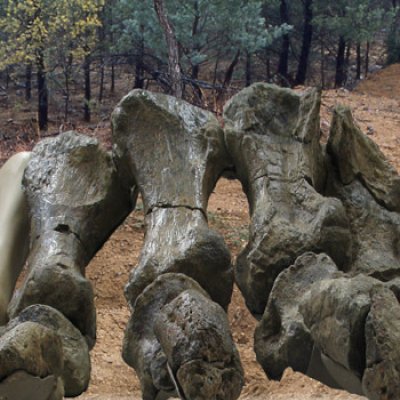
[
  {"xmin": 4, "ymin": 64, "xmax": 400, "ymax": 400},
  {"xmin": 75, "ymin": 179, "xmax": 367, "ymax": 400}
]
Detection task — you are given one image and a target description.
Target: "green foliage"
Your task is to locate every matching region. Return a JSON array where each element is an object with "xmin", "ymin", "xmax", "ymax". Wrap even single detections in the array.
[
  {"xmin": 0, "ymin": 0, "xmax": 104, "ymax": 70},
  {"xmin": 313, "ymin": 0, "xmax": 393, "ymax": 42},
  {"xmin": 113, "ymin": 0, "xmax": 288, "ymax": 75},
  {"xmin": 386, "ymin": 4, "xmax": 400, "ymax": 64}
]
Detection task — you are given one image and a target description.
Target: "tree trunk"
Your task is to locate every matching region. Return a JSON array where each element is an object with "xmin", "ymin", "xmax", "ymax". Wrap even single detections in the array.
[
  {"xmin": 108, "ymin": 4, "xmax": 115, "ymax": 94},
  {"xmin": 215, "ymin": 50, "xmax": 240, "ymax": 114},
  {"xmin": 25, "ymin": 64, "xmax": 32, "ymax": 101},
  {"xmin": 99, "ymin": 59, "xmax": 105, "ymax": 103},
  {"xmin": 5, "ymin": 66, "xmax": 9, "ymax": 90},
  {"xmin": 295, "ymin": 0, "xmax": 313, "ymax": 85},
  {"xmin": 245, "ymin": 51, "xmax": 252, "ymax": 87},
  {"xmin": 320, "ymin": 39, "xmax": 325, "ymax": 89},
  {"xmin": 64, "ymin": 54, "xmax": 73, "ymax": 120},
  {"xmin": 153, "ymin": 0, "xmax": 183, "ymax": 98},
  {"xmin": 190, "ymin": 1, "xmax": 202, "ymax": 102},
  {"xmin": 365, "ymin": 41, "xmax": 370, "ymax": 77},
  {"xmin": 190, "ymin": 63, "xmax": 202, "ymax": 103},
  {"xmin": 134, "ymin": 28, "xmax": 145, "ymax": 89},
  {"xmin": 335, "ymin": 36, "xmax": 346, "ymax": 88},
  {"xmin": 278, "ymin": 0, "xmax": 290, "ymax": 83},
  {"xmin": 37, "ymin": 52, "xmax": 48, "ymax": 131},
  {"xmin": 110, "ymin": 61, "xmax": 115, "ymax": 93},
  {"xmin": 84, "ymin": 55, "xmax": 91, "ymax": 122},
  {"xmin": 345, "ymin": 42, "xmax": 351, "ymax": 67},
  {"xmin": 356, "ymin": 42, "xmax": 361, "ymax": 80},
  {"xmin": 98, "ymin": 9, "xmax": 106, "ymax": 103}
]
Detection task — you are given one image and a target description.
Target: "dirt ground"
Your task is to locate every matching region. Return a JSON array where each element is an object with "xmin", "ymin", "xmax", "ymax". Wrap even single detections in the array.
[
  {"xmin": 4, "ymin": 64, "xmax": 400, "ymax": 399},
  {"xmin": 75, "ymin": 178, "xmax": 368, "ymax": 400}
]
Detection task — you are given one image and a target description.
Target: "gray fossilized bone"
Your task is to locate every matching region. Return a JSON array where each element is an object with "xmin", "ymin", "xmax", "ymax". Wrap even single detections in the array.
[
  {"xmin": 0, "ymin": 304, "xmax": 90, "ymax": 398},
  {"xmin": 326, "ymin": 106, "xmax": 400, "ymax": 278},
  {"xmin": 0, "ymin": 131, "xmax": 134, "ymax": 399},
  {"xmin": 223, "ymin": 83, "xmax": 352, "ymax": 316},
  {"xmin": 8, "ymin": 131, "xmax": 134, "ymax": 345},
  {"xmin": 253, "ymin": 101, "xmax": 400, "ymax": 399},
  {"xmin": 0, "ymin": 318, "xmax": 65, "ymax": 400},
  {"xmin": 0, "ymin": 151, "xmax": 31, "ymax": 325},
  {"xmin": 122, "ymin": 273, "xmax": 243, "ymax": 400},
  {"xmin": 112, "ymin": 89, "xmax": 234, "ymax": 310},
  {"xmin": 113, "ymin": 90, "xmax": 244, "ymax": 400}
]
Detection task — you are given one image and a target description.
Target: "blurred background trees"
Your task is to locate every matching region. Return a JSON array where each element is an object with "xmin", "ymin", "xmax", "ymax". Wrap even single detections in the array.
[{"xmin": 0, "ymin": 0, "xmax": 398, "ymax": 128}]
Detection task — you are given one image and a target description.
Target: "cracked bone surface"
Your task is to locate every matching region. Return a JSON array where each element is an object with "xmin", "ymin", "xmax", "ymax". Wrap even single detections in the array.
[
  {"xmin": 0, "ymin": 152, "xmax": 31, "ymax": 326},
  {"xmin": 255, "ymin": 251, "xmax": 400, "ymax": 398},
  {"xmin": 327, "ymin": 106, "xmax": 400, "ymax": 279},
  {"xmin": 255, "ymin": 103, "xmax": 400, "ymax": 398},
  {"xmin": 8, "ymin": 131, "xmax": 134, "ymax": 347},
  {"xmin": 113, "ymin": 90, "xmax": 243, "ymax": 399},
  {"xmin": 0, "ymin": 304, "xmax": 90, "ymax": 399},
  {"xmin": 223, "ymin": 83, "xmax": 352, "ymax": 316},
  {"xmin": 301, "ymin": 275, "xmax": 400, "ymax": 398},
  {"xmin": 123, "ymin": 273, "xmax": 243, "ymax": 400},
  {"xmin": 112, "ymin": 89, "xmax": 233, "ymax": 309},
  {"xmin": 254, "ymin": 252, "xmax": 340, "ymax": 381}
]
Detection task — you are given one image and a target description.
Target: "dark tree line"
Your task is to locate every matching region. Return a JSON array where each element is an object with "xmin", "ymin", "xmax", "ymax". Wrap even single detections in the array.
[{"xmin": 0, "ymin": 0, "xmax": 398, "ymax": 130}]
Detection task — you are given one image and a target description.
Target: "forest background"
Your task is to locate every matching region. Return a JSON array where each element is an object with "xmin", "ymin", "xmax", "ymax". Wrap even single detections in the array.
[{"xmin": 0, "ymin": 0, "xmax": 399, "ymax": 136}]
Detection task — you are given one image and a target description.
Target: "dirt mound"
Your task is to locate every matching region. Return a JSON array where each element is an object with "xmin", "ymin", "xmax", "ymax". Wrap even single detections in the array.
[{"xmin": 355, "ymin": 63, "xmax": 400, "ymax": 100}]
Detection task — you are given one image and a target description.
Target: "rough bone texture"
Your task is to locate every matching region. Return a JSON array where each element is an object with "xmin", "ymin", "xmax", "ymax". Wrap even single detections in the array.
[
  {"xmin": 112, "ymin": 89, "xmax": 234, "ymax": 310},
  {"xmin": 223, "ymin": 83, "xmax": 352, "ymax": 316},
  {"xmin": 254, "ymin": 252, "xmax": 339, "ymax": 380},
  {"xmin": 1, "ymin": 304, "xmax": 89, "ymax": 397},
  {"xmin": 327, "ymin": 106, "xmax": 400, "ymax": 278},
  {"xmin": 112, "ymin": 89, "xmax": 232, "ymax": 213},
  {"xmin": 122, "ymin": 273, "xmax": 206, "ymax": 400},
  {"xmin": 0, "ymin": 319, "xmax": 64, "ymax": 400},
  {"xmin": 328, "ymin": 105, "xmax": 400, "ymax": 213},
  {"xmin": 1, "ymin": 132, "xmax": 133, "ymax": 399},
  {"xmin": 362, "ymin": 287, "xmax": 400, "ymax": 399},
  {"xmin": 113, "ymin": 90, "xmax": 243, "ymax": 399},
  {"xmin": 155, "ymin": 288, "xmax": 244, "ymax": 400},
  {"xmin": 8, "ymin": 131, "xmax": 134, "ymax": 346},
  {"xmin": 252, "ymin": 99, "xmax": 400, "ymax": 399},
  {"xmin": 123, "ymin": 274, "xmax": 243, "ymax": 400}
]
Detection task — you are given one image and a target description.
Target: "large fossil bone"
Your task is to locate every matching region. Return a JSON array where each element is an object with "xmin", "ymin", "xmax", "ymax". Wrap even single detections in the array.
[
  {"xmin": 123, "ymin": 273, "xmax": 243, "ymax": 400},
  {"xmin": 0, "ymin": 304, "xmax": 90, "ymax": 398},
  {"xmin": 112, "ymin": 89, "xmax": 234, "ymax": 309},
  {"xmin": 0, "ymin": 317, "xmax": 65, "ymax": 400},
  {"xmin": 223, "ymin": 83, "xmax": 352, "ymax": 316},
  {"xmin": 8, "ymin": 132, "xmax": 134, "ymax": 346},
  {"xmin": 0, "ymin": 152, "xmax": 31, "ymax": 325},
  {"xmin": 254, "ymin": 103, "xmax": 400, "ymax": 399},
  {"xmin": 326, "ymin": 106, "xmax": 400, "ymax": 279},
  {"xmin": 255, "ymin": 251, "xmax": 400, "ymax": 398},
  {"xmin": 254, "ymin": 252, "xmax": 339, "ymax": 380},
  {"xmin": 113, "ymin": 90, "xmax": 243, "ymax": 399}
]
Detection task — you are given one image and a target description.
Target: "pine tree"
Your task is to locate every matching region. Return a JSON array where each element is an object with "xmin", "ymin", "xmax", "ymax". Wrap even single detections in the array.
[{"xmin": 0, "ymin": 0, "xmax": 104, "ymax": 129}]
